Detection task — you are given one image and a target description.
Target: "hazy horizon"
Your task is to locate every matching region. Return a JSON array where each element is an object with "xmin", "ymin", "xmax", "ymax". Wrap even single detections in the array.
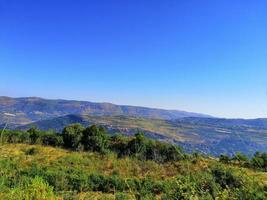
[{"xmin": 1, "ymin": 1, "xmax": 267, "ymax": 118}]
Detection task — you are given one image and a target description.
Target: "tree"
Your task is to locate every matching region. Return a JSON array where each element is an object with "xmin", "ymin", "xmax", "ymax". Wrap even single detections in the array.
[
  {"xmin": 27, "ymin": 127, "xmax": 40, "ymax": 144},
  {"xmin": 232, "ymin": 152, "xmax": 249, "ymax": 165},
  {"xmin": 40, "ymin": 132, "xmax": 63, "ymax": 147},
  {"xmin": 165, "ymin": 145, "xmax": 183, "ymax": 162},
  {"xmin": 81, "ymin": 125, "xmax": 109, "ymax": 153},
  {"xmin": 251, "ymin": 152, "xmax": 267, "ymax": 171},
  {"xmin": 219, "ymin": 154, "xmax": 230, "ymax": 164},
  {"xmin": 62, "ymin": 123, "xmax": 84, "ymax": 150},
  {"xmin": 110, "ymin": 134, "xmax": 130, "ymax": 157},
  {"xmin": 127, "ymin": 132, "xmax": 148, "ymax": 159}
]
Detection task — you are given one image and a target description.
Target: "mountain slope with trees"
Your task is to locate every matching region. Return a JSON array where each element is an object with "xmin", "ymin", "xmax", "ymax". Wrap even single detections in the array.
[{"xmin": 17, "ymin": 114, "xmax": 267, "ymax": 157}]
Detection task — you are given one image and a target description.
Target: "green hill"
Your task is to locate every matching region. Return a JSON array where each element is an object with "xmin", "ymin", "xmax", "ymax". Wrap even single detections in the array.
[{"xmin": 0, "ymin": 124, "xmax": 266, "ymax": 199}]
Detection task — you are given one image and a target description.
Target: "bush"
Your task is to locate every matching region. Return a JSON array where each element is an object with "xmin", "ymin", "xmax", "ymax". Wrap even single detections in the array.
[
  {"xmin": 212, "ymin": 167, "xmax": 242, "ymax": 189},
  {"xmin": 250, "ymin": 152, "xmax": 267, "ymax": 171},
  {"xmin": 125, "ymin": 132, "xmax": 184, "ymax": 163},
  {"xmin": 25, "ymin": 147, "xmax": 38, "ymax": 155},
  {"xmin": 219, "ymin": 154, "xmax": 231, "ymax": 163},
  {"xmin": 88, "ymin": 173, "xmax": 127, "ymax": 193},
  {"xmin": 40, "ymin": 133, "xmax": 63, "ymax": 147},
  {"xmin": 115, "ymin": 193, "xmax": 132, "ymax": 200},
  {"xmin": 110, "ymin": 134, "xmax": 130, "ymax": 157},
  {"xmin": 232, "ymin": 152, "xmax": 249, "ymax": 163},
  {"xmin": 62, "ymin": 123, "xmax": 84, "ymax": 150},
  {"xmin": 28, "ymin": 127, "xmax": 41, "ymax": 144},
  {"xmin": 1, "ymin": 177, "xmax": 57, "ymax": 200},
  {"xmin": 3, "ymin": 130, "xmax": 30, "ymax": 144},
  {"xmin": 66, "ymin": 169, "xmax": 89, "ymax": 192},
  {"xmin": 81, "ymin": 125, "xmax": 110, "ymax": 153}
]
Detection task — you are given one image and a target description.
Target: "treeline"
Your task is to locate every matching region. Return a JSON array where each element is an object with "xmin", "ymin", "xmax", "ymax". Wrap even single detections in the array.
[
  {"xmin": 219, "ymin": 152, "xmax": 267, "ymax": 172},
  {"xmin": 2, "ymin": 123, "xmax": 184, "ymax": 163},
  {"xmin": 2, "ymin": 124, "xmax": 267, "ymax": 170}
]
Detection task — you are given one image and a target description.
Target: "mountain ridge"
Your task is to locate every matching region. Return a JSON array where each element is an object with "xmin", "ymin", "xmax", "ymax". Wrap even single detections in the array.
[
  {"xmin": 0, "ymin": 96, "xmax": 212, "ymax": 125},
  {"xmin": 1, "ymin": 96, "xmax": 267, "ymax": 156}
]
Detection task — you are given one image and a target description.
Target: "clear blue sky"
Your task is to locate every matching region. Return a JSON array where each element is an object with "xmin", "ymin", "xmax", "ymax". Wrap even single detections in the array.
[{"xmin": 1, "ymin": 0, "xmax": 267, "ymax": 118}]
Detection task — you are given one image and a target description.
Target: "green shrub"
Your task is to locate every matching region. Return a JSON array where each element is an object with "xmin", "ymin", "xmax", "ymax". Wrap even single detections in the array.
[
  {"xmin": 66, "ymin": 171, "xmax": 89, "ymax": 192},
  {"xmin": 62, "ymin": 123, "xmax": 84, "ymax": 150},
  {"xmin": 40, "ymin": 133, "xmax": 63, "ymax": 147},
  {"xmin": 211, "ymin": 167, "xmax": 242, "ymax": 189},
  {"xmin": 25, "ymin": 147, "xmax": 38, "ymax": 155},
  {"xmin": 251, "ymin": 152, "xmax": 267, "ymax": 171},
  {"xmin": 1, "ymin": 177, "xmax": 56, "ymax": 200},
  {"xmin": 2, "ymin": 130, "xmax": 30, "ymax": 144},
  {"xmin": 28, "ymin": 127, "xmax": 41, "ymax": 144},
  {"xmin": 81, "ymin": 125, "xmax": 110, "ymax": 153},
  {"xmin": 219, "ymin": 154, "xmax": 230, "ymax": 163},
  {"xmin": 115, "ymin": 192, "xmax": 131, "ymax": 200}
]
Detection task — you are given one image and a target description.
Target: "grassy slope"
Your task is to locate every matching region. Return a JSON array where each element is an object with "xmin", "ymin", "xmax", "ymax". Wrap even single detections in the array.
[{"xmin": 0, "ymin": 143, "xmax": 266, "ymax": 199}]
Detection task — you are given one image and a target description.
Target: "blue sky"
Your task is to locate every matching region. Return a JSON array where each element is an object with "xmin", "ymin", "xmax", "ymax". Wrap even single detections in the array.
[{"xmin": 1, "ymin": 0, "xmax": 267, "ymax": 118}]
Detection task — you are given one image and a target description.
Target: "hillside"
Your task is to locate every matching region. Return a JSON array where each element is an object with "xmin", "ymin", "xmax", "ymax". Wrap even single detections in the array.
[
  {"xmin": 18, "ymin": 114, "xmax": 267, "ymax": 156},
  {"xmin": 1, "ymin": 96, "xmax": 267, "ymax": 157},
  {"xmin": 0, "ymin": 124, "xmax": 267, "ymax": 200},
  {"xmin": 179, "ymin": 117, "xmax": 267, "ymax": 129},
  {"xmin": 0, "ymin": 96, "xmax": 210, "ymax": 126},
  {"xmin": 0, "ymin": 127, "xmax": 266, "ymax": 199}
]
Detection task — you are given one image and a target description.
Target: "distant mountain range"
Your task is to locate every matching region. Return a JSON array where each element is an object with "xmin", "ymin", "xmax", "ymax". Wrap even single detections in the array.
[
  {"xmin": 0, "ymin": 96, "xmax": 211, "ymax": 125},
  {"xmin": 1, "ymin": 96, "xmax": 266, "ymax": 156}
]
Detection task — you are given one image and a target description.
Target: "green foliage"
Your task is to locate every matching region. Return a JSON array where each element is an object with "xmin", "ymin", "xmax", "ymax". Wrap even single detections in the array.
[
  {"xmin": 1, "ymin": 125, "xmax": 266, "ymax": 199},
  {"xmin": 3, "ymin": 124, "xmax": 185, "ymax": 164},
  {"xmin": 219, "ymin": 154, "xmax": 231, "ymax": 164},
  {"xmin": 28, "ymin": 127, "xmax": 40, "ymax": 144},
  {"xmin": 62, "ymin": 123, "xmax": 84, "ymax": 150},
  {"xmin": 25, "ymin": 147, "xmax": 38, "ymax": 155},
  {"xmin": 219, "ymin": 151, "xmax": 267, "ymax": 171},
  {"xmin": 0, "ymin": 176, "xmax": 56, "ymax": 200},
  {"xmin": 211, "ymin": 167, "xmax": 242, "ymax": 189},
  {"xmin": 251, "ymin": 152, "xmax": 267, "ymax": 171},
  {"xmin": 122, "ymin": 132, "xmax": 183, "ymax": 163},
  {"xmin": 115, "ymin": 193, "xmax": 131, "ymax": 200},
  {"xmin": 232, "ymin": 152, "xmax": 249, "ymax": 163},
  {"xmin": 0, "ymin": 144, "xmax": 266, "ymax": 199},
  {"xmin": 110, "ymin": 134, "xmax": 130, "ymax": 157},
  {"xmin": 81, "ymin": 125, "xmax": 109, "ymax": 153},
  {"xmin": 3, "ymin": 130, "xmax": 30, "ymax": 144},
  {"xmin": 40, "ymin": 132, "xmax": 63, "ymax": 147}
]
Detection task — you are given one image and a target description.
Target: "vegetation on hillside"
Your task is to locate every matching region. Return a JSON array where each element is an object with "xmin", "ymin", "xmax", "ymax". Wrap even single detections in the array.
[
  {"xmin": 220, "ymin": 152, "xmax": 267, "ymax": 172},
  {"xmin": 16, "ymin": 114, "xmax": 267, "ymax": 157},
  {"xmin": 0, "ymin": 124, "xmax": 266, "ymax": 199}
]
